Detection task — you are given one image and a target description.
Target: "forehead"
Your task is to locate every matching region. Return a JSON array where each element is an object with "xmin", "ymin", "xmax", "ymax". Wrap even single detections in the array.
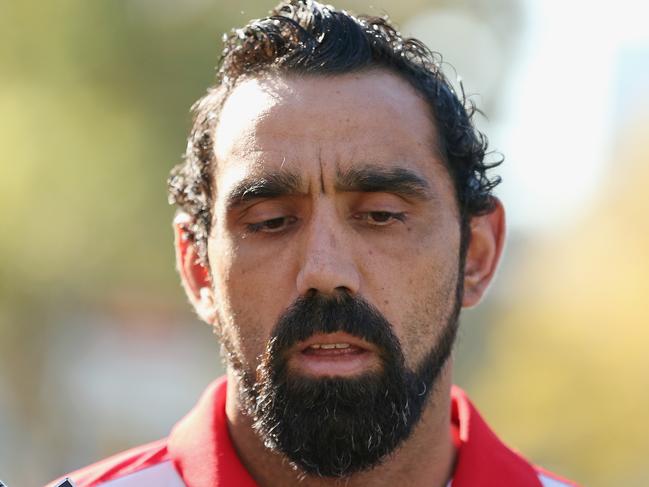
[{"xmin": 213, "ymin": 70, "xmax": 447, "ymax": 190}]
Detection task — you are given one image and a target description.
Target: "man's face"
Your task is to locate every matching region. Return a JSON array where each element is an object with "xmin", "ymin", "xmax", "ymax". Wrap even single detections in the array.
[{"xmin": 205, "ymin": 70, "xmax": 463, "ymax": 474}]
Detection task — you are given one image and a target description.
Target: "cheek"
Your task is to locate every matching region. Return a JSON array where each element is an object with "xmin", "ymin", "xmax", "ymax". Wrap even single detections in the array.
[
  {"xmin": 208, "ymin": 234, "xmax": 294, "ymax": 369},
  {"xmin": 366, "ymin": 218, "xmax": 461, "ymax": 369},
  {"xmin": 395, "ymin": 261, "xmax": 459, "ymax": 370},
  {"xmin": 364, "ymin": 210, "xmax": 459, "ymax": 295}
]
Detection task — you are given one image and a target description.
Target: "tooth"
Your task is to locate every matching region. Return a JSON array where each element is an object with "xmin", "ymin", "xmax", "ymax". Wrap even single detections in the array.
[
  {"xmin": 320, "ymin": 344, "xmax": 336, "ymax": 349},
  {"xmin": 334, "ymin": 343, "xmax": 350, "ymax": 349},
  {"xmin": 310, "ymin": 344, "xmax": 321, "ymax": 349}
]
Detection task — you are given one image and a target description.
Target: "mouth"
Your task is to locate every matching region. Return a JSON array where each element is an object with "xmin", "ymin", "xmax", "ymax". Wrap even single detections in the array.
[{"xmin": 287, "ymin": 332, "xmax": 381, "ymax": 378}]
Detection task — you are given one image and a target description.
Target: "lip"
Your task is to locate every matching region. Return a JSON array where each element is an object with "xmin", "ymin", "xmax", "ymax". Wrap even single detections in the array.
[
  {"xmin": 294, "ymin": 332, "xmax": 378, "ymax": 354},
  {"xmin": 287, "ymin": 332, "xmax": 380, "ymax": 377}
]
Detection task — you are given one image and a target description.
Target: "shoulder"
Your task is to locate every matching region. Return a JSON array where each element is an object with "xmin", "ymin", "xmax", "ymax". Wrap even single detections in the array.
[
  {"xmin": 450, "ymin": 386, "xmax": 581, "ymax": 487},
  {"xmin": 45, "ymin": 439, "xmax": 184, "ymax": 487}
]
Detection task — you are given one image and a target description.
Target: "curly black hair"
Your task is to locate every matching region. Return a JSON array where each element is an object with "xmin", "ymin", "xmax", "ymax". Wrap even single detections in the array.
[{"xmin": 168, "ymin": 0, "xmax": 502, "ymax": 263}]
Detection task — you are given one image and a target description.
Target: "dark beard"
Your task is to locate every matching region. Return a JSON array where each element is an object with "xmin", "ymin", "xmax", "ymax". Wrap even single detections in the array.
[{"xmin": 237, "ymin": 291, "xmax": 461, "ymax": 478}]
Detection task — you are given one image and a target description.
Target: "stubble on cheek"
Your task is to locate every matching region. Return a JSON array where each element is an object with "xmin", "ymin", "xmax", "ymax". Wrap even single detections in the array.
[
  {"xmin": 398, "ymin": 246, "xmax": 461, "ymax": 371},
  {"xmin": 215, "ymin": 301, "xmax": 269, "ymax": 375},
  {"xmin": 207, "ymin": 233, "xmax": 260, "ymax": 372}
]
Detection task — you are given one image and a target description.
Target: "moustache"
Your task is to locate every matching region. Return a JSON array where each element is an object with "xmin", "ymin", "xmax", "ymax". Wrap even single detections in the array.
[{"xmin": 264, "ymin": 291, "xmax": 404, "ymax": 368}]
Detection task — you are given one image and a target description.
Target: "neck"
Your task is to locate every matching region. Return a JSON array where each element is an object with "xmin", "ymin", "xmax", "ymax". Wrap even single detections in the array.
[{"xmin": 225, "ymin": 363, "xmax": 457, "ymax": 487}]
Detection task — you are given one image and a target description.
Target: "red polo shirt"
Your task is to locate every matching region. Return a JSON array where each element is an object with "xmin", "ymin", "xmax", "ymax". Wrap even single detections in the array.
[{"xmin": 47, "ymin": 378, "xmax": 579, "ymax": 487}]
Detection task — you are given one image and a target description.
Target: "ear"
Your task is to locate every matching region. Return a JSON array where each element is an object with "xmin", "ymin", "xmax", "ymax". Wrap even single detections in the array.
[
  {"xmin": 462, "ymin": 198, "xmax": 506, "ymax": 308},
  {"xmin": 174, "ymin": 213, "xmax": 217, "ymax": 323}
]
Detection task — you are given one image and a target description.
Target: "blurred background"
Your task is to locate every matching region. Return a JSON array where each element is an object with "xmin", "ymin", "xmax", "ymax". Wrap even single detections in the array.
[{"xmin": 1, "ymin": 0, "xmax": 648, "ymax": 485}]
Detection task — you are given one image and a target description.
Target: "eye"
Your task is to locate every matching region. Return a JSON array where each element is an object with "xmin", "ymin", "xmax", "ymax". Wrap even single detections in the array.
[
  {"xmin": 247, "ymin": 216, "xmax": 298, "ymax": 233},
  {"xmin": 354, "ymin": 211, "xmax": 406, "ymax": 226}
]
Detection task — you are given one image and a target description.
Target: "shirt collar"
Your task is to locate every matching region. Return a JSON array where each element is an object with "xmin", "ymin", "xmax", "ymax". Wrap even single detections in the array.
[
  {"xmin": 168, "ymin": 379, "xmax": 540, "ymax": 487},
  {"xmin": 167, "ymin": 378, "xmax": 257, "ymax": 487},
  {"xmin": 450, "ymin": 385, "xmax": 542, "ymax": 487}
]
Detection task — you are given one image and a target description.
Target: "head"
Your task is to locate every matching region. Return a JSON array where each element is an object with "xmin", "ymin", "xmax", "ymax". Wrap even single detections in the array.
[{"xmin": 169, "ymin": 0, "xmax": 504, "ymax": 479}]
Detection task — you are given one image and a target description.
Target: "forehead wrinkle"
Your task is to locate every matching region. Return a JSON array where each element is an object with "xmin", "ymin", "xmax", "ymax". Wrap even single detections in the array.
[{"xmin": 318, "ymin": 146, "xmax": 326, "ymax": 193}]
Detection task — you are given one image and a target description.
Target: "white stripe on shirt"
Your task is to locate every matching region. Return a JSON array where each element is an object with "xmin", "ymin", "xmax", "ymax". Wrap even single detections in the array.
[
  {"xmin": 539, "ymin": 473, "xmax": 573, "ymax": 487},
  {"xmin": 98, "ymin": 461, "xmax": 185, "ymax": 487}
]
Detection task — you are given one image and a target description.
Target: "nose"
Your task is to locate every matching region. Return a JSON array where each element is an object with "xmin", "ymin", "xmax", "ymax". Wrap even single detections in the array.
[{"xmin": 296, "ymin": 206, "xmax": 361, "ymax": 297}]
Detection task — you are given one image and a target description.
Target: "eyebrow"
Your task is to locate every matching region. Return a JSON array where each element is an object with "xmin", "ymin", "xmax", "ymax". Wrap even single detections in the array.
[
  {"xmin": 335, "ymin": 166, "xmax": 433, "ymax": 201},
  {"xmin": 225, "ymin": 171, "xmax": 304, "ymax": 210},
  {"xmin": 225, "ymin": 165, "xmax": 434, "ymax": 211}
]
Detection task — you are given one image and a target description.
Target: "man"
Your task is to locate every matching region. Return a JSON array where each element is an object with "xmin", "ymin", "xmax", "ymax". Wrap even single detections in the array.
[{"xmin": 48, "ymin": 1, "xmax": 578, "ymax": 486}]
